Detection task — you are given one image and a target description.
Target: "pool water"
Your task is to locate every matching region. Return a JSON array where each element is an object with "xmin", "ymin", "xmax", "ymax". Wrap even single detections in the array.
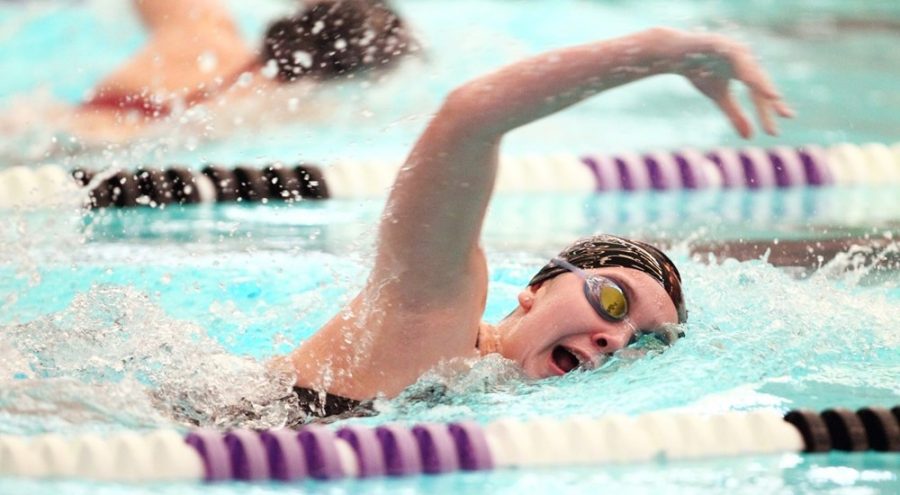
[
  {"xmin": 1, "ymin": 0, "xmax": 899, "ymax": 494},
  {"xmin": 3, "ymin": 0, "xmax": 900, "ymax": 163}
]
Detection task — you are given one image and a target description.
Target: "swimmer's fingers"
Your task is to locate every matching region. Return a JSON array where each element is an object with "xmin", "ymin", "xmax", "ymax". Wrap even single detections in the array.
[
  {"xmin": 728, "ymin": 43, "xmax": 795, "ymax": 134},
  {"xmin": 748, "ymin": 81, "xmax": 794, "ymax": 136},
  {"xmin": 691, "ymin": 71, "xmax": 753, "ymax": 138},
  {"xmin": 715, "ymin": 87, "xmax": 753, "ymax": 139},
  {"xmin": 729, "ymin": 46, "xmax": 781, "ymax": 99},
  {"xmin": 773, "ymin": 99, "xmax": 795, "ymax": 118},
  {"xmin": 683, "ymin": 33, "xmax": 793, "ymax": 138},
  {"xmin": 751, "ymin": 92, "xmax": 777, "ymax": 136}
]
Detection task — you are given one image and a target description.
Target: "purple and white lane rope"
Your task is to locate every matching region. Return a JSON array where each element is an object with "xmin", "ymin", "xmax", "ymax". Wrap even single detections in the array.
[
  {"xmin": 644, "ymin": 151, "xmax": 683, "ymax": 190},
  {"xmin": 707, "ymin": 147, "xmax": 745, "ymax": 187},
  {"xmin": 224, "ymin": 429, "xmax": 270, "ymax": 481},
  {"xmin": 767, "ymin": 147, "xmax": 802, "ymax": 187},
  {"xmin": 797, "ymin": 145, "xmax": 833, "ymax": 185},
  {"xmin": 448, "ymin": 421, "xmax": 494, "ymax": 471},
  {"xmin": 375, "ymin": 424, "xmax": 423, "ymax": 476},
  {"xmin": 298, "ymin": 425, "xmax": 345, "ymax": 480},
  {"xmin": 581, "ymin": 155, "xmax": 621, "ymax": 191},
  {"xmin": 412, "ymin": 423, "xmax": 460, "ymax": 474},
  {"xmin": 3, "ymin": 406, "xmax": 898, "ymax": 482},
  {"xmin": 185, "ymin": 430, "xmax": 232, "ymax": 481},
  {"xmin": 337, "ymin": 425, "xmax": 387, "ymax": 477},
  {"xmin": 740, "ymin": 147, "xmax": 778, "ymax": 188},
  {"xmin": 672, "ymin": 149, "xmax": 705, "ymax": 189},
  {"xmin": 259, "ymin": 429, "xmax": 307, "ymax": 481}
]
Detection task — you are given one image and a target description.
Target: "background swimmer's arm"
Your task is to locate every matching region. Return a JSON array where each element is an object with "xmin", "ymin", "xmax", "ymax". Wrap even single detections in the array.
[
  {"xmin": 134, "ymin": 0, "xmax": 235, "ymax": 33},
  {"xmin": 89, "ymin": 0, "xmax": 251, "ymax": 102},
  {"xmin": 374, "ymin": 28, "xmax": 792, "ymax": 296}
]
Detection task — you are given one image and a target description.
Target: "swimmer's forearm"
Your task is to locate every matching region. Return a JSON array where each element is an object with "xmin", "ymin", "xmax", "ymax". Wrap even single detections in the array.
[
  {"xmin": 374, "ymin": 27, "xmax": 787, "ymax": 294},
  {"xmin": 441, "ymin": 27, "xmax": 695, "ymax": 138},
  {"xmin": 373, "ymin": 29, "xmax": 693, "ymax": 283}
]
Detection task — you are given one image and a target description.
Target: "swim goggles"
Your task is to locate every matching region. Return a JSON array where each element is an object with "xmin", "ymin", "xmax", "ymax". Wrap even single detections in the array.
[
  {"xmin": 550, "ymin": 257, "xmax": 629, "ymax": 321},
  {"xmin": 550, "ymin": 257, "xmax": 684, "ymax": 346}
]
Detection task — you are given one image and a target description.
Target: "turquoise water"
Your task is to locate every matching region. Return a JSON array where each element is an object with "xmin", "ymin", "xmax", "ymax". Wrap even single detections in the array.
[
  {"xmin": 2, "ymin": 0, "xmax": 900, "ymax": 163},
  {"xmin": 0, "ymin": 453, "xmax": 898, "ymax": 494},
  {"xmin": 1, "ymin": 0, "xmax": 900, "ymax": 494},
  {"xmin": 2, "ymin": 191, "xmax": 899, "ymax": 493}
]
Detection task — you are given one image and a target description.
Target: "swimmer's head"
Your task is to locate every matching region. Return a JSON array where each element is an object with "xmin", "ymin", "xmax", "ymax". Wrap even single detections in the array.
[
  {"xmin": 529, "ymin": 235, "xmax": 687, "ymax": 324},
  {"xmin": 262, "ymin": 0, "xmax": 414, "ymax": 82},
  {"xmin": 485, "ymin": 235, "xmax": 686, "ymax": 379}
]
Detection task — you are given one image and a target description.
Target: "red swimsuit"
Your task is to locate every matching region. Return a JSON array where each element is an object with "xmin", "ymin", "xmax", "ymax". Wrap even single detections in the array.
[
  {"xmin": 81, "ymin": 61, "xmax": 259, "ymax": 119},
  {"xmin": 82, "ymin": 91, "xmax": 172, "ymax": 118}
]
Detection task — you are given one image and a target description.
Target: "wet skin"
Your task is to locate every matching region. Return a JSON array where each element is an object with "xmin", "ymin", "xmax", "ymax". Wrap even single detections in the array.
[
  {"xmin": 482, "ymin": 266, "xmax": 679, "ymax": 378},
  {"xmin": 289, "ymin": 28, "xmax": 791, "ymax": 400}
]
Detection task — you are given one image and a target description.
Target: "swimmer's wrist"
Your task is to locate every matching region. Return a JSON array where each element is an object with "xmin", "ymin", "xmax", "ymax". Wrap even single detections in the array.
[
  {"xmin": 641, "ymin": 28, "xmax": 744, "ymax": 78},
  {"xmin": 620, "ymin": 27, "xmax": 688, "ymax": 76},
  {"xmin": 635, "ymin": 27, "xmax": 711, "ymax": 76}
]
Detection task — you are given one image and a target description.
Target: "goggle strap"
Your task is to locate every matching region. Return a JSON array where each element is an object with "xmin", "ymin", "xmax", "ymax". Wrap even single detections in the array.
[{"xmin": 550, "ymin": 257, "xmax": 589, "ymax": 279}]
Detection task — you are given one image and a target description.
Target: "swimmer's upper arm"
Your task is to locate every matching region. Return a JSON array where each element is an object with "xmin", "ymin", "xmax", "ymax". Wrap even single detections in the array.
[
  {"xmin": 370, "ymin": 29, "xmax": 671, "ymax": 300},
  {"xmin": 370, "ymin": 90, "xmax": 503, "ymax": 302}
]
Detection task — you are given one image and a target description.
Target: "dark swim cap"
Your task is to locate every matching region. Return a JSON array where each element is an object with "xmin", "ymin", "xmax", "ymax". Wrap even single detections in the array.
[
  {"xmin": 529, "ymin": 234, "xmax": 687, "ymax": 323},
  {"xmin": 262, "ymin": 0, "xmax": 413, "ymax": 82}
]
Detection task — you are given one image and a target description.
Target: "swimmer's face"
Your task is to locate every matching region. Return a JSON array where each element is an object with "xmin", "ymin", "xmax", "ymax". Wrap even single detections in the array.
[{"xmin": 498, "ymin": 267, "xmax": 678, "ymax": 378}]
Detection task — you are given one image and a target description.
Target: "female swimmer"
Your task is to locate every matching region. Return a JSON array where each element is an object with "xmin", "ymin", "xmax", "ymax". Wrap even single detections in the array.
[{"xmin": 279, "ymin": 27, "xmax": 793, "ymax": 418}]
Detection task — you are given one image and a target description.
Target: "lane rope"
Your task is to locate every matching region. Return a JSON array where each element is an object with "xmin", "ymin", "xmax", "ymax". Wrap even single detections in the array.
[
  {"xmin": 1, "ymin": 406, "xmax": 897, "ymax": 482},
  {"xmin": 0, "ymin": 142, "xmax": 898, "ymax": 209}
]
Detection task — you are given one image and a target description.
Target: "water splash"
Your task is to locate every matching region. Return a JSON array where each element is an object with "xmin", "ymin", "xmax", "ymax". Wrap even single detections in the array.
[
  {"xmin": 360, "ymin": 249, "xmax": 900, "ymax": 425},
  {"xmin": 0, "ymin": 285, "xmax": 305, "ymax": 434},
  {"xmin": 817, "ymin": 239, "xmax": 900, "ymax": 286}
]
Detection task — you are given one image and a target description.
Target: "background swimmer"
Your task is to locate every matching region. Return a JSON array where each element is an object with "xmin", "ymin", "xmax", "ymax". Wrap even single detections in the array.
[
  {"xmin": 39, "ymin": 0, "xmax": 415, "ymax": 144},
  {"xmin": 279, "ymin": 27, "xmax": 794, "ymax": 419}
]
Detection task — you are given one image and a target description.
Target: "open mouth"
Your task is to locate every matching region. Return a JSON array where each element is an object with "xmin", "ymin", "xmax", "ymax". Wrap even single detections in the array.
[{"xmin": 551, "ymin": 345, "xmax": 581, "ymax": 374}]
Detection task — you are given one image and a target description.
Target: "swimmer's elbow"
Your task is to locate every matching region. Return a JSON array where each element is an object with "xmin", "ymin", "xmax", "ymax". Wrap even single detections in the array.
[
  {"xmin": 438, "ymin": 86, "xmax": 481, "ymax": 126},
  {"xmin": 435, "ymin": 85, "xmax": 506, "ymax": 140}
]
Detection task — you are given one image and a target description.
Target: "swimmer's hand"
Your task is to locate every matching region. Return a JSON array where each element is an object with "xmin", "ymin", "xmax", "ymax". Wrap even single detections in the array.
[{"xmin": 653, "ymin": 28, "xmax": 794, "ymax": 138}]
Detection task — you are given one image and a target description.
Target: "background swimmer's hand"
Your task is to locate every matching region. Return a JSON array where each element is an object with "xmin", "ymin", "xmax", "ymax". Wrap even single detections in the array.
[{"xmin": 654, "ymin": 29, "xmax": 794, "ymax": 138}]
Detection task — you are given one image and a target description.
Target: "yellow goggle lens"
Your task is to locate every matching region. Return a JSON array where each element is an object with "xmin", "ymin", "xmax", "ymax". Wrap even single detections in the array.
[{"xmin": 598, "ymin": 285, "xmax": 628, "ymax": 319}]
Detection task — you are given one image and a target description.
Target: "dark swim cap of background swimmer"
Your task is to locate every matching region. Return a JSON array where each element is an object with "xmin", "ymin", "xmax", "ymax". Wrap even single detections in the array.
[
  {"xmin": 262, "ymin": 0, "xmax": 414, "ymax": 82},
  {"xmin": 528, "ymin": 234, "xmax": 688, "ymax": 323}
]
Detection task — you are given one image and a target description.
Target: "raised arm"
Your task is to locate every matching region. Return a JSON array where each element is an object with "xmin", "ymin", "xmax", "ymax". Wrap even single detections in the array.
[
  {"xmin": 289, "ymin": 28, "xmax": 793, "ymax": 399},
  {"xmin": 373, "ymin": 28, "xmax": 792, "ymax": 300}
]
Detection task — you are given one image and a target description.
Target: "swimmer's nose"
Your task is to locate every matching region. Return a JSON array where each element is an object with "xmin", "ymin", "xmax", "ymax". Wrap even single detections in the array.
[{"xmin": 592, "ymin": 330, "xmax": 631, "ymax": 354}]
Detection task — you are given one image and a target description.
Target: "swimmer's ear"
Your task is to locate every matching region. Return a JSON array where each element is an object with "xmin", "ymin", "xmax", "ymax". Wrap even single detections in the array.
[{"xmin": 518, "ymin": 283, "xmax": 542, "ymax": 312}]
